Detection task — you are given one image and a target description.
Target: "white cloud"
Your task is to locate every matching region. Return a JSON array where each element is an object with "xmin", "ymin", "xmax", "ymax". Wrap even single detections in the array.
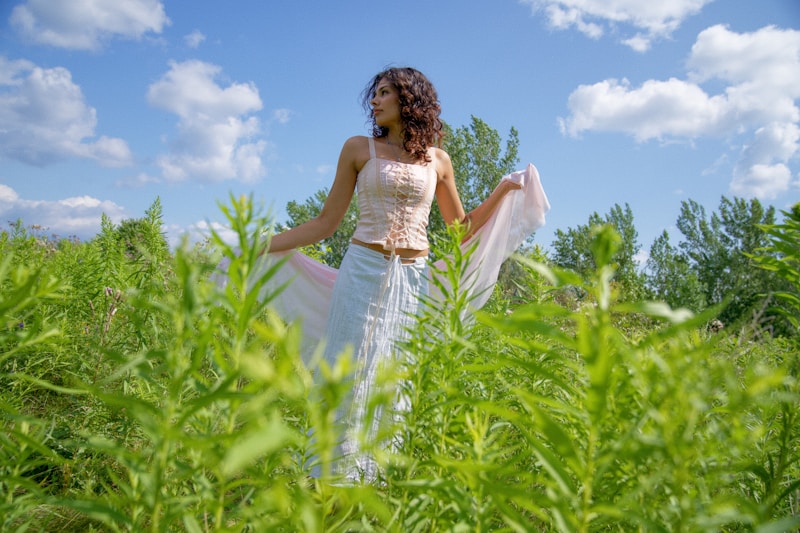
[
  {"xmin": 0, "ymin": 184, "xmax": 19, "ymax": 203},
  {"xmin": 0, "ymin": 184, "xmax": 127, "ymax": 239},
  {"xmin": 731, "ymin": 122, "xmax": 800, "ymax": 199},
  {"xmin": 184, "ymin": 30, "xmax": 206, "ymax": 49},
  {"xmin": 146, "ymin": 60, "xmax": 266, "ymax": 183},
  {"xmin": 621, "ymin": 34, "xmax": 651, "ymax": 53},
  {"xmin": 730, "ymin": 163, "xmax": 792, "ymax": 200},
  {"xmin": 521, "ymin": 0, "xmax": 714, "ymax": 51},
  {"xmin": 10, "ymin": 0, "xmax": 170, "ymax": 51},
  {"xmin": 559, "ymin": 77, "xmax": 729, "ymax": 140},
  {"xmin": 560, "ymin": 25, "xmax": 800, "ymax": 200},
  {"xmin": 0, "ymin": 56, "xmax": 132, "ymax": 167},
  {"xmin": 688, "ymin": 25, "xmax": 800, "ymax": 125}
]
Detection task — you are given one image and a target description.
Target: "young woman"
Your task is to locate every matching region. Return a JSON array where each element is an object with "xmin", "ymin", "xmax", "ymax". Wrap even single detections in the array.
[{"xmin": 257, "ymin": 67, "xmax": 549, "ymax": 482}]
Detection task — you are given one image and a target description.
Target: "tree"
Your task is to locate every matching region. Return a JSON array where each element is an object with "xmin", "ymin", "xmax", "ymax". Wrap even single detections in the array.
[
  {"xmin": 676, "ymin": 196, "xmax": 777, "ymax": 328},
  {"xmin": 282, "ymin": 117, "xmax": 521, "ymax": 268},
  {"xmin": 644, "ymin": 230, "xmax": 706, "ymax": 312},
  {"xmin": 551, "ymin": 203, "xmax": 645, "ymax": 300}
]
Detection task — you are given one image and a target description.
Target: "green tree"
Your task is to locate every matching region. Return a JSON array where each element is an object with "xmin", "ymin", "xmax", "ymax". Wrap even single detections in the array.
[
  {"xmin": 644, "ymin": 230, "xmax": 706, "ymax": 312},
  {"xmin": 676, "ymin": 196, "xmax": 777, "ymax": 329},
  {"xmin": 282, "ymin": 117, "xmax": 520, "ymax": 268},
  {"xmin": 551, "ymin": 203, "xmax": 645, "ymax": 300}
]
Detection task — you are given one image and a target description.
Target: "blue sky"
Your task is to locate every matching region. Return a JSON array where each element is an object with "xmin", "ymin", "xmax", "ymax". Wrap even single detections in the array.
[{"xmin": 1, "ymin": 0, "xmax": 798, "ymax": 259}]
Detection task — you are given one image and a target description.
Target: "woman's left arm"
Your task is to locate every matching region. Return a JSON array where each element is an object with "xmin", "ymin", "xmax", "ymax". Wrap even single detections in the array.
[{"xmin": 434, "ymin": 148, "xmax": 521, "ymax": 240}]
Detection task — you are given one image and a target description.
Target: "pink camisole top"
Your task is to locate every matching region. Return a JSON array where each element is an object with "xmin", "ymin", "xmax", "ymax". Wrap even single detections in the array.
[{"xmin": 351, "ymin": 137, "xmax": 438, "ymax": 252}]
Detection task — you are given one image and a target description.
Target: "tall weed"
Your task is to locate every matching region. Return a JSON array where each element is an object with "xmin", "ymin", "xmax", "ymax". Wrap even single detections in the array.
[
  {"xmin": 0, "ymin": 254, "xmax": 68, "ymax": 530},
  {"xmin": 1, "ymin": 203, "xmax": 798, "ymax": 531}
]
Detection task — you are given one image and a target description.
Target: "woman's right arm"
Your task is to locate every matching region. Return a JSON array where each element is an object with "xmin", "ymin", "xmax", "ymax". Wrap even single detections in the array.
[{"xmin": 265, "ymin": 137, "xmax": 361, "ymax": 254}]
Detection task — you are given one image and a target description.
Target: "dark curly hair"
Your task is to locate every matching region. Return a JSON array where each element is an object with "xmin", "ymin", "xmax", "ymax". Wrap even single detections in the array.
[{"xmin": 361, "ymin": 67, "xmax": 444, "ymax": 162}]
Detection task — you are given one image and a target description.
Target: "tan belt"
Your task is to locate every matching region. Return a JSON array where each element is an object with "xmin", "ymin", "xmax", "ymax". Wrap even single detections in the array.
[{"xmin": 351, "ymin": 238, "xmax": 428, "ymax": 264}]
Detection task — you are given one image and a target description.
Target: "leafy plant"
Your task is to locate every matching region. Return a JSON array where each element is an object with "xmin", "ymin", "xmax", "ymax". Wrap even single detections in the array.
[{"xmin": 1, "ymin": 199, "xmax": 798, "ymax": 532}]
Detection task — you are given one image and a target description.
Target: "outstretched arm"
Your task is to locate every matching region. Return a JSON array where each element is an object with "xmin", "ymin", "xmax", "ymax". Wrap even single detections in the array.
[
  {"xmin": 434, "ymin": 149, "xmax": 521, "ymax": 241},
  {"xmin": 265, "ymin": 137, "xmax": 361, "ymax": 254}
]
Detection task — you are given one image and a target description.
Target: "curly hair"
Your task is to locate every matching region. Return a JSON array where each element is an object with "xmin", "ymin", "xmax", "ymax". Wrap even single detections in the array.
[{"xmin": 361, "ymin": 67, "xmax": 444, "ymax": 162}]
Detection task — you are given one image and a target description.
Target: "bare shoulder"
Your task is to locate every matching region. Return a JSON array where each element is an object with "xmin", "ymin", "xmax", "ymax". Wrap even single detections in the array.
[
  {"xmin": 431, "ymin": 146, "xmax": 454, "ymax": 182},
  {"xmin": 340, "ymin": 135, "xmax": 372, "ymax": 170},
  {"xmin": 431, "ymin": 146, "xmax": 451, "ymax": 161}
]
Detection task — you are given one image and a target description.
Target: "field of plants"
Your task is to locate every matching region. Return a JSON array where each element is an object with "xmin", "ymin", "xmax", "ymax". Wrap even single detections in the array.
[{"xmin": 1, "ymin": 195, "xmax": 798, "ymax": 532}]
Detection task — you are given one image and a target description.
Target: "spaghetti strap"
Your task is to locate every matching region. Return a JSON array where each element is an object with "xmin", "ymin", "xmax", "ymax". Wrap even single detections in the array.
[
  {"xmin": 428, "ymin": 147, "xmax": 437, "ymax": 187},
  {"xmin": 368, "ymin": 137, "xmax": 376, "ymax": 160}
]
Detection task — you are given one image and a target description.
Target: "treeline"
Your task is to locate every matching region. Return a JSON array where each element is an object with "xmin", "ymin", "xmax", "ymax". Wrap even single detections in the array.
[{"xmin": 549, "ymin": 196, "xmax": 797, "ymax": 337}]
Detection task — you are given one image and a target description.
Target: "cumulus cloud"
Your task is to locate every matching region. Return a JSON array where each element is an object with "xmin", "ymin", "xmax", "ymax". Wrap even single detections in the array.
[
  {"xmin": 731, "ymin": 123, "xmax": 800, "ymax": 199},
  {"xmin": 0, "ymin": 183, "xmax": 127, "ymax": 239},
  {"xmin": 560, "ymin": 77, "xmax": 729, "ymax": 140},
  {"xmin": 520, "ymin": 0, "xmax": 714, "ymax": 51},
  {"xmin": 0, "ymin": 56, "xmax": 132, "ymax": 167},
  {"xmin": 10, "ymin": 0, "xmax": 169, "ymax": 50},
  {"xmin": 559, "ymin": 24, "xmax": 800, "ymax": 199},
  {"xmin": 146, "ymin": 60, "xmax": 267, "ymax": 183}
]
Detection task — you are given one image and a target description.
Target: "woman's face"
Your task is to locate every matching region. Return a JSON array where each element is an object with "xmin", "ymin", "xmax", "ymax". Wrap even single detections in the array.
[{"xmin": 370, "ymin": 79, "xmax": 401, "ymax": 129}]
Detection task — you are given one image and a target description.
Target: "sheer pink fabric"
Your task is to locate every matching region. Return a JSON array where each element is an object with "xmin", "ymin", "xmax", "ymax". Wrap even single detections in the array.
[
  {"xmin": 432, "ymin": 163, "xmax": 550, "ymax": 309},
  {"xmin": 248, "ymin": 163, "xmax": 550, "ymax": 360}
]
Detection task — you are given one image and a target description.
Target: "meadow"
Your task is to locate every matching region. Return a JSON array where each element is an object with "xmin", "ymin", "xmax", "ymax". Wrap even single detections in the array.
[{"xmin": 1, "ymin": 196, "xmax": 798, "ymax": 532}]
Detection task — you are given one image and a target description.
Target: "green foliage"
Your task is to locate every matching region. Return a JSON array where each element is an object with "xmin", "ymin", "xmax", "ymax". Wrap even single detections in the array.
[
  {"xmin": 1, "ymin": 199, "xmax": 798, "ymax": 531},
  {"xmin": 388, "ymin": 224, "xmax": 800, "ymax": 531},
  {"xmin": 747, "ymin": 202, "xmax": 800, "ymax": 337},
  {"xmin": 0, "ymin": 254, "xmax": 67, "ymax": 531},
  {"xmin": 676, "ymin": 196, "xmax": 778, "ymax": 330},
  {"xmin": 551, "ymin": 204, "xmax": 646, "ymax": 302},
  {"xmin": 645, "ymin": 229, "xmax": 706, "ymax": 312},
  {"xmin": 46, "ymin": 195, "xmax": 330, "ymax": 531},
  {"xmin": 486, "ymin": 243, "xmax": 552, "ymax": 313}
]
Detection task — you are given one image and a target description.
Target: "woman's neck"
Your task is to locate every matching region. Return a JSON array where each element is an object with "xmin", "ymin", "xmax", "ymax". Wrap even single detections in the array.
[{"xmin": 383, "ymin": 126, "xmax": 404, "ymax": 147}]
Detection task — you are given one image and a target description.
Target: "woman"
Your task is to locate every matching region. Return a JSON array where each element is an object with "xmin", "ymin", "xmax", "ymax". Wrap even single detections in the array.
[{"xmin": 257, "ymin": 67, "xmax": 549, "ymax": 482}]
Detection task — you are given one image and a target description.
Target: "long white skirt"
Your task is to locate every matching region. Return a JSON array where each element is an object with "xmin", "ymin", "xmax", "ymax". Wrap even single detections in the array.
[
  {"xmin": 224, "ymin": 163, "xmax": 550, "ymax": 481},
  {"xmin": 325, "ymin": 244, "xmax": 428, "ymax": 481}
]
